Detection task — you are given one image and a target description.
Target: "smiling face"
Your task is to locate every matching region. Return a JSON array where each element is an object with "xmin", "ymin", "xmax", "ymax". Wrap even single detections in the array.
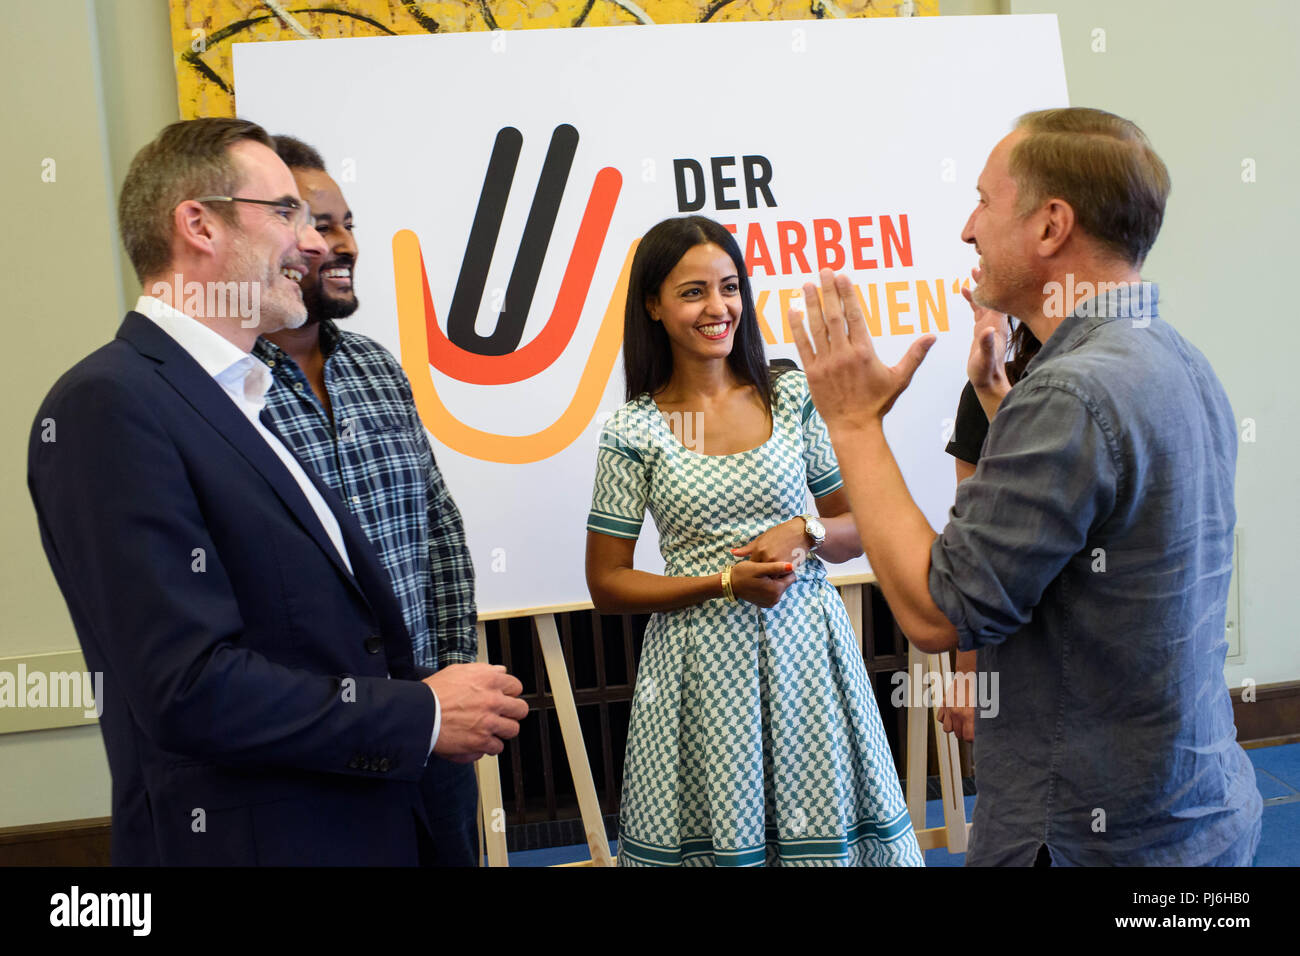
[
  {"xmin": 222, "ymin": 140, "xmax": 325, "ymax": 334},
  {"xmin": 291, "ymin": 167, "xmax": 359, "ymax": 323},
  {"xmin": 647, "ymin": 242, "xmax": 742, "ymax": 364},
  {"xmin": 961, "ymin": 130, "xmax": 1040, "ymax": 317}
]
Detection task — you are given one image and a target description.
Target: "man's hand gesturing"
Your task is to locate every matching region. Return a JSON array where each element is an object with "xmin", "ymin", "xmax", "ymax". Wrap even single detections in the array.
[
  {"xmin": 788, "ymin": 269, "xmax": 936, "ymax": 435},
  {"xmin": 424, "ymin": 663, "xmax": 528, "ymax": 762},
  {"xmin": 961, "ymin": 267, "xmax": 1012, "ymax": 419}
]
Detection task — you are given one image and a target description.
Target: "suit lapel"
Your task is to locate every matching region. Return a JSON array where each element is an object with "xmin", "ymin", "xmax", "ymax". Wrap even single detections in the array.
[
  {"xmin": 117, "ymin": 313, "xmax": 365, "ymax": 598},
  {"xmin": 259, "ymin": 410, "xmax": 417, "ymax": 672}
]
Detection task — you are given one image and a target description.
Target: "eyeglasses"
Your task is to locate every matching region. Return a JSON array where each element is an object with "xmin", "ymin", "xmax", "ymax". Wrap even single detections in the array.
[{"xmin": 191, "ymin": 196, "xmax": 318, "ymax": 236}]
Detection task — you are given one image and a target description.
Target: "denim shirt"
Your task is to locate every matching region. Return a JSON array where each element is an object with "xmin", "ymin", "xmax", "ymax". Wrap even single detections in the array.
[{"xmin": 929, "ymin": 283, "xmax": 1262, "ymax": 865}]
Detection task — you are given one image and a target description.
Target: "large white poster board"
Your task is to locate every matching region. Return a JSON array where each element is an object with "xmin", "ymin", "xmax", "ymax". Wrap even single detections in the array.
[{"xmin": 234, "ymin": 15, "xmax": 1067, "ymax": 616}]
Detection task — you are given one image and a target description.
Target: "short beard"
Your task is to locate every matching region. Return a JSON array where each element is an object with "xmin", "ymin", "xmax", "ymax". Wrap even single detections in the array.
[
  {"xmin": 227, "ymin": 235, "xmax": 306, "ymax": 334},
  {"xmin": 301, "ymin": 281, "xmax": 359, "ymax": 324}
]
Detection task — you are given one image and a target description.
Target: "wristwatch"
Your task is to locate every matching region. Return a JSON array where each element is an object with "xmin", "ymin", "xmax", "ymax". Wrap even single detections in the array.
[{"xmin": 800, "ymin": 514, "xmax": 826, "ymax": 553}]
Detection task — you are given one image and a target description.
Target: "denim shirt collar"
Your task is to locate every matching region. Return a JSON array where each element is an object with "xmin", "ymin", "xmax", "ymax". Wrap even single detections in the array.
[{"xmin": 1023, "ymin": 280, "xmax": 1159, "ymax": 376}]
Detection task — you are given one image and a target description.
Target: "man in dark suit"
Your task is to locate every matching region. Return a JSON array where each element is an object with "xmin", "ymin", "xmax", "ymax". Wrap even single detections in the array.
[{"xmin": 27, "ymin": 117, "xmax": 528, "ymax": 866}]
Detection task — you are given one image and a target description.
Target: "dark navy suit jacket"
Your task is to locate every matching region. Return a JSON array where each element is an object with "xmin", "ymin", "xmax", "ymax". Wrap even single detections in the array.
[{"xmin": 28, "ymin": 312, "xmax": 440, "ymax": 865}]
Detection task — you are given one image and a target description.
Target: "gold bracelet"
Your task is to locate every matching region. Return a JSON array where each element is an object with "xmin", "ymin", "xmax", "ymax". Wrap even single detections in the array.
[{"xmin": 721, "ymin": 565, "xmax": 737, "ymax": 602}]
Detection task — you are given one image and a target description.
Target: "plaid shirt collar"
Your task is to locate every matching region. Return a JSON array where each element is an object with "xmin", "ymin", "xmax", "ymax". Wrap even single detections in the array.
[{"xmin": 253, "ymin": 316, "xmax": 343, "ymax": 367}]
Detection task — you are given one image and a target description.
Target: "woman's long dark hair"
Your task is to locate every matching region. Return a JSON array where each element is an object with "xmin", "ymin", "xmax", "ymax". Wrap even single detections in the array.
[
  {"xmin": 623, "ymin": 215, "xmax": 776, "ymax": 410},
  {"xmin": 1006, "ymin": 320, "xmax": 1041, "ymax": 384}
]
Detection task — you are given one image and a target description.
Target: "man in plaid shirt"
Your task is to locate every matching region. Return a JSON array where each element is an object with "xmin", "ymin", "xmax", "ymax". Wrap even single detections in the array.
[{"xmin": 256, "ymin": 136, "xmax": 480, "ymax": 865}]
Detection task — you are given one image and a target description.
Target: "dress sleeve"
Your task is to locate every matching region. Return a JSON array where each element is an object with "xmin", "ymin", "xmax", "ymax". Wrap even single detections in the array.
[
  {"xmin": 945, "ymin": 380, "xmax": 989, "ymax": 464},
  {"xmin": 791, "ymin": 372, "xmax": 844, "ymax": 498},
  {"xmin": 586, "ymin": 406, "xmax": 650, "ymax": 540}
]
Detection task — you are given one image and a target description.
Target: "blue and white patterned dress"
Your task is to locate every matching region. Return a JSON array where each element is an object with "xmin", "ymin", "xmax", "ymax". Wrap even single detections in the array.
[{"xmin": 587, "ymin": 370, "xmax": 923, "ymax": 866}]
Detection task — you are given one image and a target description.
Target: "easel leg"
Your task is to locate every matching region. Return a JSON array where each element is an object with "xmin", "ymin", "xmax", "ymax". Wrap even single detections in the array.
[
  {"xmin": 929, "ymin": 652, "xmax": 969, "ymax": 854},
  {"xmin": 904, "ymin": 642, "xmax": 973, "ymax": 853},
  {"xmin": 475, "ymin": 621, "xmax": 510, "ymax": 867},
  {"xmin": 905, "ymin": 642, "xmax": 928, "ymax": 834},
  {"xmin": 534, "ymin": 613, "xmax": 614, "ymax": 866},
  {"xmin": 842, "ymin": 582, "xmax": 864, "ymax": 654}
]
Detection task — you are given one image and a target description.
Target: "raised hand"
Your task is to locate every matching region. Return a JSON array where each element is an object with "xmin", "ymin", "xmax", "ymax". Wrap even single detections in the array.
[
  {"xmin": 788, "ymin": 269, "xmax": 936, "ymax": 434},
  {"xmin": 962, "ymin": 267, "xmax": 1012, "ymax": 410}
]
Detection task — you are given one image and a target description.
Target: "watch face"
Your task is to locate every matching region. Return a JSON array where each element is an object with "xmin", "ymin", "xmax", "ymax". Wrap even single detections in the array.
[{"xmin": 805, "ymin": 516, "xmax": 826, "ymax": 542}]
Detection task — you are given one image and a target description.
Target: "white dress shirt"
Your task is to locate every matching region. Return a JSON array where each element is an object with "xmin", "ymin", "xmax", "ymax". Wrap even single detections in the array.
[
  {"xmin": 134, "ymin": 296, "xmax": 441, "ymax": 753},
  {"xmin": 136, "ymin": 296, "xmax": 353, "ymax": 571}
]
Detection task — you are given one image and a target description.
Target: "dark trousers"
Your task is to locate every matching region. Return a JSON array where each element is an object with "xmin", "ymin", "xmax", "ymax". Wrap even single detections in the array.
[{"xmin": 417, "ymin": 756, "xmax": 480, "ymax": 866}]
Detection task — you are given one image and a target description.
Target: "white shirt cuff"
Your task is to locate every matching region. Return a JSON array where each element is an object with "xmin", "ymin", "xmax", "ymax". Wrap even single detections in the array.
[{"xmin": 427, "ymin": 685, "xmax": 441, "ymax": 758}]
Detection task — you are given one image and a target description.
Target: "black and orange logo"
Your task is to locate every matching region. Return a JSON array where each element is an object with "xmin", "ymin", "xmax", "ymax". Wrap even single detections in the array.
[{"xmin": 394, "ymin": 124, "xmax": 632, "ymax": 463}]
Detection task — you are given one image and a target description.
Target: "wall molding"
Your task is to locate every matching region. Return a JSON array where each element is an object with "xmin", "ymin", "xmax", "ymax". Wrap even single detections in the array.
[
  {"xmin": 0, "ymin": 816, "xmax": 111, "ymax": 866},
  {"xmin": 0, "ymin": 650, "xmax": 98, "ymax": 735},
  {"xmin": 1231, "ymin": 679, "xmax": 1300, "ymax": 746}
]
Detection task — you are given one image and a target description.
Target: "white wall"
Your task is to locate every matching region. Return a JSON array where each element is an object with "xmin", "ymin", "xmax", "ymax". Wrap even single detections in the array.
[
  {"xmin": 1, "ymin": 0, "xmax": 175, "ymax": 828},
  {"xmin": 1012, "ymin": 0, "xmax": 1300, "ymax": 690}
]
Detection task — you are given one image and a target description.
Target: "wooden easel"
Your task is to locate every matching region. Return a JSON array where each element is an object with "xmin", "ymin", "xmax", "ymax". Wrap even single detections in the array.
[
  {"xmin": 474, "ymin": 606, "xmax": 613, "ymax": 867},
  {"xmin": 472, "ymin": 577, "xmax": 968, "ymax": 865},
  {"xmin": 904, "ymin": 640, "xmax": 972, "ymax": 853}
]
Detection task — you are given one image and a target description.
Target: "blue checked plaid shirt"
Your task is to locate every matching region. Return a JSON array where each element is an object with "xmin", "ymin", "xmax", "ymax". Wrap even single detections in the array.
[{"xmin": 254, "ymin": 321, "xmax": 476, "ymax": 670}]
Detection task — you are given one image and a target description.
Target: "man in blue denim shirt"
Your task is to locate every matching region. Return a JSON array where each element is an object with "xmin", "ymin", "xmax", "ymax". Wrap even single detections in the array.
[{"xmin": 790, "ymin": 108, "xmax": 1261, "ymax": 865}]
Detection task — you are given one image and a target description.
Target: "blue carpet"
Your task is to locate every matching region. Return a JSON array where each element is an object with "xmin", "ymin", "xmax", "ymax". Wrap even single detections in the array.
[
  {"xmin": 1248, "ymin": 742, "xmax": 1300, "ymax": 792},
  {"xmin": 1253, "ymin": 800, "xmax": 1300, "ymax": 868},
  {"xmin": 510, "ymin": 840, "xmax": 618, "ymax": 867},
  {"xmin": 923, "ymin": 793, "xmax": 977, "ymax": 867},
  {"xmin": 507, "ymin": 743, "xmax": 1300, "ymax": 866},
  {"xmin": 1255, "ymin": 768, "xmax": 1296, "ymax": 800},
  {"xmin": 1249, "ymin": 742, "xmax": 1300, "ymax": 867}
]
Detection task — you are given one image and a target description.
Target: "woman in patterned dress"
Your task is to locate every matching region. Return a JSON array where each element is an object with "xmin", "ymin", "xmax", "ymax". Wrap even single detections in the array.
[{"xmin": 585, "ymin": 215, "xmax": 922, "ymax": 867}]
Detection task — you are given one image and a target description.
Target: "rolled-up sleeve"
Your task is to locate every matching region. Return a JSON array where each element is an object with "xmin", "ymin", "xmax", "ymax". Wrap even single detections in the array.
[{"xmin": 929, "ymin": 380, "xmax": 1120, "ymax": 651}]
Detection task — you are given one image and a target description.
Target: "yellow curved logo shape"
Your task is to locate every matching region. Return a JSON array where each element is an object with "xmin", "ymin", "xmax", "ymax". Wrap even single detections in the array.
[{"xmin": 394, "ymin": 229, "xmax": 633, "ymax": 464}]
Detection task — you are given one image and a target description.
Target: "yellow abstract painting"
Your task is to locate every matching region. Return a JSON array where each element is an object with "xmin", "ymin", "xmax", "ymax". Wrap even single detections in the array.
[{"xmin": 169, "ymin": 0, "xmax": 938, "ymax": 119}]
